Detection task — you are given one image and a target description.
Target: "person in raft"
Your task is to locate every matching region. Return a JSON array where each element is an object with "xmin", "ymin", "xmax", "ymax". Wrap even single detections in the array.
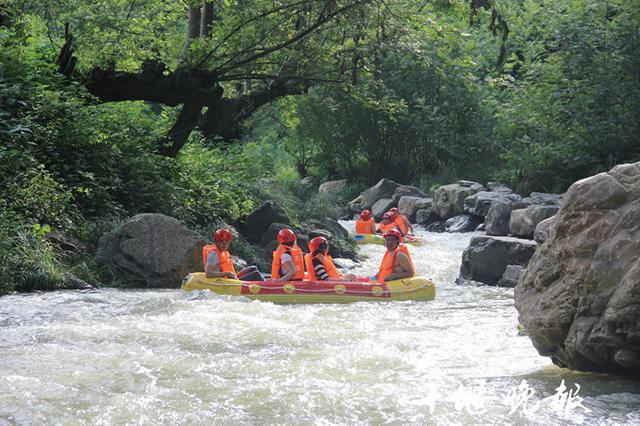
[
  {"xmin": 355, "ymin": 209, "xmax": 376, "ymax": 234},
  {"xmin": 304, "ymin": 236, "xmax": 357, "ymax": 281},
  {"xmin": 271, "ymin": 228, "xmax": 305, "ymax": 281},
  {"xmin": 372, "ymin": 229, "xmax": 415, "ymax": 282},
  {"xmin": 376, "ymin": 212, "xmax": 398, "ymax": 234},
  {"xmin": 203, "ymin": 228, "xmax": 264, "ymax": 281},
  {"xmin": 389, "ymin": 207, "xmax": 414, "ymax": 236}
]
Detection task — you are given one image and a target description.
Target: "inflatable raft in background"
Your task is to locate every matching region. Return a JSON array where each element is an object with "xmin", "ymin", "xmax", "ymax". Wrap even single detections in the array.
[
  {"xmin": 182, "ymin": 273, "xmax": 435, "ymax": 304},
  {"xmin": 352, "ymin": 233, "xmax": 423, "ymax": 246}
]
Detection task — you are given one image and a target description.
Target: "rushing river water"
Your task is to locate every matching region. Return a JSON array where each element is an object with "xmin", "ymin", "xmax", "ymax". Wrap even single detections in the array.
[{"xmin": 1, "ymin": 222, "xmax": 639, "ymax": 425}]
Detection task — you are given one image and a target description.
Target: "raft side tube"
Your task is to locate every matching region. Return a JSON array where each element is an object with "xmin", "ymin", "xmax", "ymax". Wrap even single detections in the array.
[{"xmin": 181, "ymin": 273, "xmax": 435, "ymax": 304}]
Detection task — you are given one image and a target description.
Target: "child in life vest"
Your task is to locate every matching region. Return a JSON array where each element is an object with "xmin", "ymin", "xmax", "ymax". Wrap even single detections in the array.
[
  {"xmin": 271, "ymin": 228, "xmax": 305, "ymax": 281},
  {"xmin": 376, "ymin": 212, "xmax": 398, "ymax": 234},
  {"xmin": 388, "ymin": 207, "xmax": 414, "ymax": 236},
  {"xmin": 355, "ymin": 210, "xmax": 376, "ymax": 234},
  {"xmin": 203, "ymin": 228, "xmax": 264, "ymax": 281},
  {"xmin": 304, "ymin": 236, "xmax": 357, "ymax": 281},
  {"xmin": 373, "ymin": 229, "xmax": 415, "ymax": 283}
]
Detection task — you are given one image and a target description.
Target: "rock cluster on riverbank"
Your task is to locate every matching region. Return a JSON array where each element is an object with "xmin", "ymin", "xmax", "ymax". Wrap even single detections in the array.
[
  {"xmin": 345, "ymin": 177, "xmax": 562, "ymax": 288},
  {"xmin": 515, "ymin": 162, "xmax": 640, "ymax": 375}
]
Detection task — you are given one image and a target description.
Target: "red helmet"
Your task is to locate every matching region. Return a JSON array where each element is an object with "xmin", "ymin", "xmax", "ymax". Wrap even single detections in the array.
[
  {"xmin": 214, "ymin": 228, "xmax": 233, "ymax": 242},
  {"xmin": 360, "ymin": 210, "xmax": 372, "ymax": 220},
  {"xmin": 277, "ymin": 228, "xmax": 297, "ymax": 245},
  {"xmin": 308, "ymin": 236, "xmax": 328, "ymax": 252},
  {"xmin": 382, "ymin": 212, "xmax": 392, "ymax": 221},
  {"xmin": 383, "ymin": 228, "xmax": 403, "ymax": 242}
]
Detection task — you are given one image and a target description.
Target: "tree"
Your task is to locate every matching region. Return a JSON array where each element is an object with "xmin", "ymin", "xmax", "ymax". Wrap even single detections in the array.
[{"xmin": 21, "ymin": 0, "xmax": 380, "ymax": 156}]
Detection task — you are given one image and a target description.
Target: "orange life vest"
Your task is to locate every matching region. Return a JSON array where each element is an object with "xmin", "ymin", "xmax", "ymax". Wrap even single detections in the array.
[
  {"xmin": 202, "ymin": 244, "xmax": 237, "ymax": 274},
  {"xmin": 304, "ymin": 253, "xmax": 341, "ymax": 281},
  {"xmin": 355, "ymin": 218, "xmax": 376, "ymax": 234},
  {"xmin": 271, "ymin": 244, "xmax": 305, "ymax": 280},
  {"xmin": 376, "ymin": 244, "xmax": 415, "ymax": 283},
  {"xmin": 378, "ymin": 221, "xmax": 397, "ymax": 234},
  {"xmin": 393, "ymin": 215, "xmax": 410, "ymax": 235}
]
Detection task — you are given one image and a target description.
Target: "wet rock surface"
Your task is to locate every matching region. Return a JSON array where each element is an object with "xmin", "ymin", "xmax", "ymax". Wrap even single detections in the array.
[
  {"xmin": 515, "ymin": 162, "xmax": 640, "ymax": 374},
  {"xmin": 458, "ymin": 235, "xmax": 537, "ymax": 286},
  {"xmin": 97, "ymin": 213, "xmax": 207, "ymax": 288}
]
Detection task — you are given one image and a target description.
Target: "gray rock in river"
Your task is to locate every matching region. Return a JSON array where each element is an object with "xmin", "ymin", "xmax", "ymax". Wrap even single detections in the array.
[
  {"xmin": 432, "ymin": 180, "xmax": 484, "ymax": 219},
  {"xmin": 392, "ymin": 185, "xmax": 428, "ymax": 203},
  {"xmin": 509, "ymin": 205, "xmax": 560, "ymax": 239},
  {"xmin": 347, "ymin": 178, "xmax": 401, "ymax": 213},
  {"xmin": 463, "ymin": 190, "xmax": 522, "ymax": 218},
  {"xmin": 444, "ymin": 214, "xmax": 483, "ymax": 233},
  {"xmin": 233, "ymin": 201, "xmax": 291, "ymax": 243},
  {"xmin": 515, "ymin": 162, "xmax": 640, "ymax": 374},
  {"xmin": 398, "ymin": 196, "xmax": 432, "ymax": 223},
  {"xmin": 485, "ymin": 200, "xmax": 529, "ymax": 236},
  {"xmin": 97, "ymin": 213, "xmax": 207, "ymax": 288},
  {"xmin": 371, "ymin": 198, "xmax": 396, "ymax": 220},
  {"xmin": 458, "ymin": 235, "xmax": 537, "ymax": 286}
]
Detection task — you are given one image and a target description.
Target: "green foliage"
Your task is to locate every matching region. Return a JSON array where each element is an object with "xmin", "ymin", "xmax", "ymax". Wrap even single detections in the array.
[
  {"xmin": 489, "ymin": 0, "xmax": 640, "ymax": 192},
  {"xmin": 174, "ymin": 139, "xmax": 255, "ymax": 224},
  {"xmin": 0, "ymin": 224, "xmax": 65, "ymax": 294}
]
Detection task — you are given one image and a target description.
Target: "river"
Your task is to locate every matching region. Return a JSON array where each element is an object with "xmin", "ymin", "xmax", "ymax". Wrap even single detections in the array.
[{"xmin": 1, "ymin": 223, "xmax": 639, "ymax": 425}]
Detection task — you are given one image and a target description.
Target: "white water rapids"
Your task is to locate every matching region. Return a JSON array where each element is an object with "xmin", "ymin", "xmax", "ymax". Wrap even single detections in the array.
[{"xmin": 1, "ymin": 222, "xmax": 639, "ymax": 425}]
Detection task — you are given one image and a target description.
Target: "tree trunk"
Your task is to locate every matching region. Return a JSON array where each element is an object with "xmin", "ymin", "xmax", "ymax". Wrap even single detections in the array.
[
  {"xmin": 201, "ymin": 2, "xmax": 214, "ymax": 37},
  {"xmin": 158, "ymin": 104, "xmax": 204, "ymax": 157},
  {"xmin": 182, "ymin": 5, "xmax": 202, "ymax": 61}
]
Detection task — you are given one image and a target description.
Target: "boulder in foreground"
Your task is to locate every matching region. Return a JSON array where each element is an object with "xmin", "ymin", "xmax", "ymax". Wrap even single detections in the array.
[
  {"xmin": 97, "ymin": 213, "xmax": 206, "ymax": 288},
  {"xmin": 515, "ymin": 162, "xmax": 640, "ymax": 375}
]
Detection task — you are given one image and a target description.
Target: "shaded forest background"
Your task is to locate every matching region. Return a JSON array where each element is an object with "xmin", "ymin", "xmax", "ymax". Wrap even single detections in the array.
[{"xmin": 1, "ymin": 0, "xmax": 639, "ymax": 292}]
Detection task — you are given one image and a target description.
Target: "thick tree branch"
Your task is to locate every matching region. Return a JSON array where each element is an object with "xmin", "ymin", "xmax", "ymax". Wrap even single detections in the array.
[
  {"xmin": 84, "ymin": 65, "xmax": 222, "ymax": 106},
  {"xmin": 202, "ymin": 78, "xmax": 308, "ymax": 140}
]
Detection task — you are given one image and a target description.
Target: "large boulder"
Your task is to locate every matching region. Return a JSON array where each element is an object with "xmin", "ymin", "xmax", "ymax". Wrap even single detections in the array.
[
  {"xmin": 318, "ymin": 179, "xmax": 348, "ymax": 194},
  {"xmin": 304, "ymin": 218, "xmax": 349, "ymax": 239},
  {"xmin": 347, "ymin": 194, "xmax": 365, "ymax": 215},
  {"xmin": 371, "ymin": 198, "xmax": 396, "ymax": 220},
  {"xmin": 257, "ymin": 223, "xmax": 294, "ymax": 248},
  {"xmin": 463, "ymin": 191, "xmax": 522, "ymax": 218},
  {"xmin": 97, "ymin": 214, "xmax": 206, "ymax": 288},
  {"xmin": 233, "ymin": 201, "xmax": 291, "ymax": 243},
  {"xmin": 444, "ymin": 214, "xmax": 483, "ymax": 233},
  {"xmin": 516, "ymin": 163, "xmax": 640, "ymax": 374},
  {"xmin": 432, "ymin": 180, "xmax": 484, "ymax": 219},
  {"xmin": 485, "ymin": 201, "xmax": 529, "ymax": 236},
  {"xmin": 392, "ymin": 185, "xmax": 428, "ymax": 203},
  {"xmin": 398, "ymin": 197, "xmax": 432, "ymax": 223},
  {"xmin": 415, "ymin": 208, "xmax": 444, "ymax": 231},
  {"xmin": 458, "ymin": 235, "xmax": 537, "ymax": 286},
  {"xmin": 348, "ymin": 178, "xmax": 401, "ymax": 212},
  {"xmin": 509, "ymin": 205, "xmax": 560, "ymax": 239}
]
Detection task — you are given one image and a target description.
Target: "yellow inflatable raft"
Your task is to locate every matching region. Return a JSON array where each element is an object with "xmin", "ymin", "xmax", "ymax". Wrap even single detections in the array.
[
  {"xmin": 182, "ymin": 273, "xmax": 435, "ymax": 304},
  {"xmin": 352, "ymin": 233, "xmax": 423, "ymax": 246}
]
